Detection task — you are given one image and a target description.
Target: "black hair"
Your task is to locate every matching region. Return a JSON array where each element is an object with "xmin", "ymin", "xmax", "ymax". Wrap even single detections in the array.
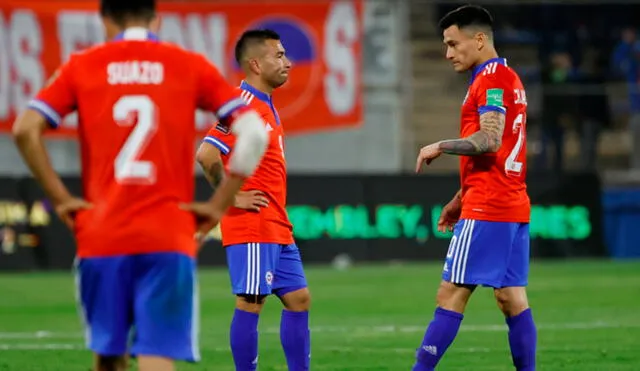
[
  {"xmin": 234, "ymin": 29, "xmax": 282, "ymax": 64},
  {"xmin": 100, "ymin": 0, "xmax": 156, "ymax": 25},
  {"xmin": 438, "ymin": 4, "xmax": 494, "ymax": 33}
]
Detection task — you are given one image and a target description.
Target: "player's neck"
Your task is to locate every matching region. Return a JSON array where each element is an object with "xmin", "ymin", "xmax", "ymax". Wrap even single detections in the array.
[
  {"xmin": 112, "ymin": 22, "xmax": 151, "ymax": 38},
  {"xmin": 474, "ymin": 48, "xmax": 500, "ymax": 69},
  {"xmin": 244, "ymin": 77, "xmax": 274, "ymax": 96}
]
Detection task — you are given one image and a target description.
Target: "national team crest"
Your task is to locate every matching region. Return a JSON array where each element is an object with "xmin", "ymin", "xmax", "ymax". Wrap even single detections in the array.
[{"xmin": 265, "ymin": 271, "xmax": 274, "ymax": 286}]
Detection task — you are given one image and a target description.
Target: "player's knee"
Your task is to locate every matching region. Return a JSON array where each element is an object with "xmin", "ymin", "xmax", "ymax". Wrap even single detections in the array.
[
  {"xmin": 280, "ymin": 287, "xmax": 311, "ymax": 312},
  {"xmin": 494, "ymin": 287, "xmax": 529, "ymax": 317},
  {"xmin": 95, "ymin": 354, "xmax": 127, "ymax": 371},
  {"xmin": 435, "ymin": 281, "xmax": 475, "ymax": 313},
  {"xmin": 236, "ymin": 294, "xmax": 267, "ymax": 313}
]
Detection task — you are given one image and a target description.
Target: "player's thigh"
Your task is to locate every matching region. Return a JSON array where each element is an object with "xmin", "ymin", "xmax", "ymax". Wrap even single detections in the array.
[
  {"xmin": 225, "ymin": 243, "xmax": 280, "ymax": 296},
  {"xmin": 74, "ymin": 256, "xmax": 134, "ymax": 356},
  {"xmin": 273, "ymin": 243, "xmax": 308, "ymax": 298},
  {"xmin": 442, "ymin": 219, "xmax": 519, "ymax": 288},
  {"xmin": 501, "ymin": 223, "xmax": 531, "ymax": 288},
  {"xmin": 130, "ymin": 252, "xmax": 200, "ymax": 363}
]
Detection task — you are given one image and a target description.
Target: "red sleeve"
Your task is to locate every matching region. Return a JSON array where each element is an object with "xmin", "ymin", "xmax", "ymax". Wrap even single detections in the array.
[
  {"xmin": 474, "ymin": 68, "xmax": 512, "ymax": 116},
  {"xmin": 28, "ymin": 55, "xmax": 79, "ymax": 129},
  {"xmin": 202, "ymin": 122, "xmax": 237, "ymax": 156},
  {"xmin": 194, "ymin": 53, "xmax": 246, "ymax": 125}
]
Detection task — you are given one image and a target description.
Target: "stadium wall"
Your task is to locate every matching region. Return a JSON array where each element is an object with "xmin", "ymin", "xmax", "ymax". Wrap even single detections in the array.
[{"xmin": 0, "ymin": 173, "xmax": 605, "ymax": 271}]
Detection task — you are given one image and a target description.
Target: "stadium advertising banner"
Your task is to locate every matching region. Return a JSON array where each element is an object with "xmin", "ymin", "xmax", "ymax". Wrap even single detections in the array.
[
  {"xmin": 0, "ymin": 1, "xmax": 363, "ymax": 136},
  {"xmin": 0, "ymin": 174, "xmax": 605, "ymax": 270}
]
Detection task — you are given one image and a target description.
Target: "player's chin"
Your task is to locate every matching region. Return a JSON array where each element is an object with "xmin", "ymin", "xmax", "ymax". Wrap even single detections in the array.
[{"xmin": 451, "ymin": 63, "xmax": 466, "ymax": 73}]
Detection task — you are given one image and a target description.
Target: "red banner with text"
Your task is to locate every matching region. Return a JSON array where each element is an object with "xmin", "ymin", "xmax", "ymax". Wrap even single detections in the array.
[{"xmin": 0, "ymin": 1, "xmax": 363, "ymax": 137}]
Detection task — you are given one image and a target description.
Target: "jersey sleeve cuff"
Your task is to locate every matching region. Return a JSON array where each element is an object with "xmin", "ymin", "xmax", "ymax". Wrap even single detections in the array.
[
  {"xmin": 478, "ymin": 105, "xmax": 506, "ymax": 115},
  {"xmin": 27, "ymin": 99, "xmax": 62, "ymax": 128},
  {"xmin": 203, "ymin": 136, "xmax": 231, "ymax": 155}
]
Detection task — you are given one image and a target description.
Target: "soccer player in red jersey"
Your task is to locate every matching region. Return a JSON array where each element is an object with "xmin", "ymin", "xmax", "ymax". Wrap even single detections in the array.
[
  {"xmin": 412, "ymin": 5, "xmax": 536, "ymax": 371},
  {"xmin": 11, "ymin": 1, "xmax": 269, "ymax": 370},
  {"xmin": 196, "ymin": 30, "xmax": 311, "ymax": 371}
]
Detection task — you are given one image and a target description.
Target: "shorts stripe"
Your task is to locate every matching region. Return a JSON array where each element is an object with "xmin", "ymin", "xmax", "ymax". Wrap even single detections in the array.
[
  {"xmin": 245, "ymin": 243, "xmax": 261, "ymax": 295},
  {"xmin": 458, "ymin": 219, "xmax": 475, "ymax": 283},
  {"xmin": 190, "ymin": 270, "xmax": 201, "ymax": 361},
  {"xmin": 450, "ymin": 220, "xmax": 467, "ymax": 284},
  {"xmin": 255, "ymin": 243, "xmax": 260, "ymax": 294},
  {"xmin": 451, "ymin": 220, "xmax": 475, "ymax": 284}
]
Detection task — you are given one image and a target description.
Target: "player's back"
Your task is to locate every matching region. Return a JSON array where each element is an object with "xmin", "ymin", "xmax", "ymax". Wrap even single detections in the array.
[
  {"xmin": 460, "ymin": 59, "xmax": 530, "ymax": 223},
  {"xmin": 70, "ymin": 30, "xmax": 209, "ymax": 258}
]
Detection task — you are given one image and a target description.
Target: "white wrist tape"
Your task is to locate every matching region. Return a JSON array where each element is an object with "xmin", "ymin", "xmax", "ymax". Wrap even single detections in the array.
[{"xmin": 228, "ymin": 110, "xmax": 269, "ymax": 176}]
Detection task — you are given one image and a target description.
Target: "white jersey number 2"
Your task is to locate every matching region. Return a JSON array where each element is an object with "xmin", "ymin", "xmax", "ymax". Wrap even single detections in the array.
[
  {"xmin": 505, "ymin": 113, "xmax": 526, "ymax": 176},
  {"xmin": 113, "ymin": 95, "xmax": 158, "ymax": 184}
]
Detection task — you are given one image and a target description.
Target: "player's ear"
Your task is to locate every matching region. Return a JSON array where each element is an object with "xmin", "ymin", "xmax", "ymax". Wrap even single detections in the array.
[{"xmin": 248, "ymin": 59, "xmax": 261, "ymax": 75}]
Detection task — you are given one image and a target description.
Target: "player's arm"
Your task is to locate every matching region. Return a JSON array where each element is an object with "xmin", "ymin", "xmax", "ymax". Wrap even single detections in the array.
[
  {"xmin": 12, "ymin": 62, "xmax": 77, "ymax": 206},
  {"xmin": 195, "ymin": 55, "xmax": 268, "ymax": 214},
  {"xmin": 438, "ymin": 80, "xmax": 508, "ymax": 156},
  {"xmin": 437, "ymin": 111, "xmax": 505, "ymax": 155},
  {"xmin": 196, "ymin": 132, "xmax": 228, "ymax": 190}
]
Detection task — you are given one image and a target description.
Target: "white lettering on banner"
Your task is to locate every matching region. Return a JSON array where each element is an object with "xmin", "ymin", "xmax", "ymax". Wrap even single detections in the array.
[
  {"xmin": 58, "ymin": 11, "xmax": 104, "ymax": 62},
  {"xmin": 158, "ymin": 13, "xmax": 227, "ymax": 74},
  {"xmin": 0, "ymin": 10, "xmax": 45, "ymax": 120},
  {"xmin": 324, "ymin": 1, "xmax": 358, "ymax": 115},
  {"xmin": 0, "ymin": 12, "xmax": 10, "ymax": 120}
]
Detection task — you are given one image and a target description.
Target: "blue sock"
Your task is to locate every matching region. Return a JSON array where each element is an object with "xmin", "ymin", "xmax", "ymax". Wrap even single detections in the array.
[
  {"xmin": 280, "ymin": 310, "xmax": 310, "ymax": 371},
  {"xmin": 412, "ymin": 307, "xmax": 464, "ymax": 371},
  {"xmin": 230, "ymin": 309, "xmax": 259, "ymax": 371},
  {"xmin": 506, "ymin": 308, "xmax": 537, "ymax": 371}
]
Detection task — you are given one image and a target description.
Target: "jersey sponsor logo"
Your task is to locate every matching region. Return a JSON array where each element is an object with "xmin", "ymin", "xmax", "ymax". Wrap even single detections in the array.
[{"xmin": 486, "ymin": 88, "xmax": 504, "ymax": 107}]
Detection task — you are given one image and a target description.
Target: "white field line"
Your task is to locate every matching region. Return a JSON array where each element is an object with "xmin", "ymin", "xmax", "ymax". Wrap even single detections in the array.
[{"xmin": 0, "ymin": 320, "xmax": 634, "ymax": 341}]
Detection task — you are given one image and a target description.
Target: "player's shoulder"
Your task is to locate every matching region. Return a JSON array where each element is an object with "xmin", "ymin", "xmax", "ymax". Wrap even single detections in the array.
[{"xmin": 239, "ymin": 86, "xmax": 267, "ymax": 111}]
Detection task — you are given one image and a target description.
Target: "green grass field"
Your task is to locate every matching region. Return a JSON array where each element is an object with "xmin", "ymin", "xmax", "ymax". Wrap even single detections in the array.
[{"xmin": 0, "ymin": 260, "xmax": 639, "ymax": 370}]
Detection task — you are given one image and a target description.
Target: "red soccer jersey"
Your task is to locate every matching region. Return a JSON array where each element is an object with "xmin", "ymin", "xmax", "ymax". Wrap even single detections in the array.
[
  {"xmin": 459, "ymin": 58, "xmax": 531, "ymax": 223},
  {"xmin": 204, "ymin": 81, "xmax": 294, "ymax": 246},
  {"xmin": 28, "ymin": 28, "xmax": 246, "ymax": 258}
]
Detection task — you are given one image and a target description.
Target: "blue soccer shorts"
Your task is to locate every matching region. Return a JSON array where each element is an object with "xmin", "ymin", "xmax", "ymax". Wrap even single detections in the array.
[
  {"xmin": 442, "ymin": 219, "xmax": 530, "ymax": 288},
  {"xmin": 74, "ymin": 252, "xmax": 199, "ymax": 362},
  {"xmin": 226, "ymin": 243, "xmax": 308, "ymax": 296}
]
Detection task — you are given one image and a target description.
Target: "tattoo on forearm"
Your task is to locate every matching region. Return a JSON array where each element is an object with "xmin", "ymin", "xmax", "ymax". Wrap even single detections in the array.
[
  {"xmin": 204, "ymin": 162, "xmax": 224, "ymax": 190},
  {"xmin": 439, "ymin": 111, "xmax": 505, "ymax": 156}
]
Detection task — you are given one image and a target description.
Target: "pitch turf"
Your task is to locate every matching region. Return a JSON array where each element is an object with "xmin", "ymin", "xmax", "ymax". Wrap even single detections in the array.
[{"xmin": 0, "ymin": 260, "xmax": 638, "ymax": 370}]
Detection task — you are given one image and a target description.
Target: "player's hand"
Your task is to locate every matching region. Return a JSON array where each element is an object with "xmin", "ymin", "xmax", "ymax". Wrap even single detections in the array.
[
  {"xmin": 180, "ymin": 202, "xmax": 223, "ymax": 244},
  {"xmin": 415, "ymin": 142, "xmax": 443, "ymax": 172},
  {"xmin": 54, "ymin": 197, "xmax": 93, "ymax": 230},
  {"xmin": 438, "ymin": 198, "xmax": 462, "ymax": 233},
  {"xmin": 234, "ymin": 190, "xmax": 269, "ymax": 211}
]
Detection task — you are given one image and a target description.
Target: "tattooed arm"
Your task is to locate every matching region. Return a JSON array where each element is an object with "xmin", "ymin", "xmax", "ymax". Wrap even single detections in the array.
[
  {"xmin": 196, "ymin": 143, "xmax": 225, "ymax": 190},
  {"xmin": 438, "ymin": 111, "xmax": 506, "ymax": 155}
]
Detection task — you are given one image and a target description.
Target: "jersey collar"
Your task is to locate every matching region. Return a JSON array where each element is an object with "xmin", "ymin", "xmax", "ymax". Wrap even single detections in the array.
[
  {"xmin": 240, "ymin": 80, "xmax": 271, "ymax": 103},
  {"xmin": 470, "ymin": 57, "xmax": 507, "ymax": 84},
  {"xmin": 113, "ymin": 27, "xmax": 159, "ymax": 42}
]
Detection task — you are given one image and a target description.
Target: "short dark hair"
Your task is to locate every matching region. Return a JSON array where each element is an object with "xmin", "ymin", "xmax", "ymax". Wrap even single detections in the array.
[
  {"xmin": 438, "ymin": 5, "xmax": 494, "ymax": 33},
  {"xmin": 100, "ymin": 0, "xmax": 156, "ymax": 25},
  {"xmin": 234, "ymin": 29, "xmax": 281, "ymax": 64}
]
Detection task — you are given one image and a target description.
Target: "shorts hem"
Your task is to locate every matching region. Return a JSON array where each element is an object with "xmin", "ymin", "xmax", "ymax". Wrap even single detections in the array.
[
  {"xmin": 274, "ymin": 285, "xmax": 308, "ymax": 297},
  {"xmin": 459, "ymin": 279, "xmax": 528, "ymax": 288}
]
